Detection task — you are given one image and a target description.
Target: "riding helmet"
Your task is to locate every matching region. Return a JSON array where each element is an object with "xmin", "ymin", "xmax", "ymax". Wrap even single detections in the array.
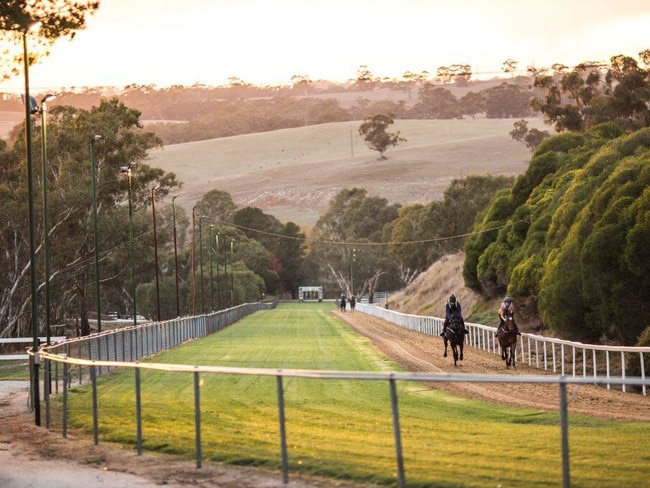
[{"xmin": 504, "ymin": 296, "xmax": 512, "ymax": 303}]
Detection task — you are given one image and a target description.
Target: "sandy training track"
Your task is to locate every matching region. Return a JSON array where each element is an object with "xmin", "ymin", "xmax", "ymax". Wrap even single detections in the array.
[{"xmin": 1, "ymin": 310, "xmax": 649, "ymax": 488}]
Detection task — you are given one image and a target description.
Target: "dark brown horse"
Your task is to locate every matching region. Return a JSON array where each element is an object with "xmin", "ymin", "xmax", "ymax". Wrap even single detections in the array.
[
  {"xmin": 497, "ymin": 316, "xmax": 517, "ymax": 369},
  {"xmin": 443, "ymin": 314, "xmax": 464, "ymax": 366}
]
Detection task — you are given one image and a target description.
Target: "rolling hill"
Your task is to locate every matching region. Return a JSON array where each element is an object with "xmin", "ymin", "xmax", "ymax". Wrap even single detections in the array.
[{"xmin": 146, "ymin": 117, "xmax": 547, "ymax": 226}]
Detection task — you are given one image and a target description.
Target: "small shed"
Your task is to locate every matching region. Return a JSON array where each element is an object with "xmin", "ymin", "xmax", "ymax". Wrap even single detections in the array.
[{"xmin": 298, "ymin": 286, "xmax": 323, "ymax": 302}]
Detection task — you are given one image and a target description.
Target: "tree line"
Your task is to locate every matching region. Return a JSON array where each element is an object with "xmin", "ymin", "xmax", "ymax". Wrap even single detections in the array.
[{"xmin": 0, "ymin": 93, "xmax": 510, "ymax": 338}]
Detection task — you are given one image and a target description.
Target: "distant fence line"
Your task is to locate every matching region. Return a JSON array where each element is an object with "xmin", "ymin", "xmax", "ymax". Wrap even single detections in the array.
[{"xmin": 355, "ymin": 302, "xmax": 649, "ymax": 396}]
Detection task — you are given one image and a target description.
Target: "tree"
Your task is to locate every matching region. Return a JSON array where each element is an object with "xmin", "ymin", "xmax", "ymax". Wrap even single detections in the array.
[
  {"xmin": 0, "ymin": 0, "xmax": 99, "ymax": 80},
  {"xmin": 408, "ymin": 84, "xmax": 460, "ymax": 119},
  {"xmin": 484, "ymin": 82, "xmax": 532, "ymax": 118},
  {"xmin": 194, "ymin": 189, "xmax": 237, "ymax": 225},
  {"xmin": 509, "ymin": 119, "xmax": 551, "ymax": 151},
  {"xmin": 502, "ymin": 59, "xmax": 519, "ymax": 76},
  {"xmin": 459, "ymin": 91, "xmax": 486, "ymax": 118},
  {"xmin": 0, "ymin": 98, "xmax": 179, "ymax": 337},
  {"xmin": 310, "ymin": 188, "xmax": 400, "ymax": 297},
  {"xmin": 529, "ymin": 53, "xmax": 650, "ymax": 132},
  {"xmin": 276, "ymin": 222, "xmax": 307, "ymax": 298},
  {"xmin": 449, "ymin": 64, "xmax": 472, "ymax": 86},
  {"xmin": 358, "ymin": 113, "xmax": 405, "ymax": 159}
]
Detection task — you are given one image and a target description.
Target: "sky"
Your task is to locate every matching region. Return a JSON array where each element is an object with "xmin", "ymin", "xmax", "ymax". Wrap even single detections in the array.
[{"xmin": 2, "ymin": 0, "xmax": 650, "ymax": 92}]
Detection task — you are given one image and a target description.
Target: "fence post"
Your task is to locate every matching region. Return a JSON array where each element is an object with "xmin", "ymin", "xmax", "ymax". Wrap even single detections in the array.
[
  {"xmin": 389, "ymin": 376, "xmax": 406, "ymax": 488},
  {"xmin": 135, "ymin": 368, "xmax": 143, "ymax": 455},
  {"xmin": 62, "ymin": 361, "xmax": 68, "ymax": 438},
  {"xmin": 276, "ymin": 375, "xmax": 289, "ymax": 485},
  {"xmin": 194, "ymin": 370, "xmax": 202, "ymax": 468},
  {"xmin": 91, "ymin": 365, "xmax": 99, "ymax": 445},
  {"xmin": 44, "ymin": 358, "xmax": 51, "ymax": 429},
  {"xmin": 559, "ymin": 378, "xmax": 570, "ymax": 488}
]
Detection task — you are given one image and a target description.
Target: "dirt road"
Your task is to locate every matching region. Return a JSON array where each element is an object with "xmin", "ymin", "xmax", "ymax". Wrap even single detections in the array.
[{"xmin": 1, "ymin": 310, "xmax": 648, "ymax": 488}]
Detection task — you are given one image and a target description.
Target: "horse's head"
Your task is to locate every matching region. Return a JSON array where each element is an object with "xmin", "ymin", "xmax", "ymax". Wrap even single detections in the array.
[
  {"xmin": 502, "ymin": 315, "xmax": 515, "ymax": 331},
  {"xmin": 449, "ymin": 314, "xmax": 463, "ymax": 334}
]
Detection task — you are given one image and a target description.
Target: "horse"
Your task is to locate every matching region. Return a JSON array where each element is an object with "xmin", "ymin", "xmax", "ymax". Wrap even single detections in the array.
[
  {"xmin": 443, "ymin": 314, "xmax": 464, "ymax": 366},
  {"xmin": 497, "ymin": 315, "xmax": 518, "ymax": 369},
  {"xmin": 349, "ymin": 295, "xmax": 356, "ymax": 311}
]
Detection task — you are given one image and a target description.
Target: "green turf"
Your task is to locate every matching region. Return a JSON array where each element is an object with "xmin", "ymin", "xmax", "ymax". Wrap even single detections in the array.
[
  {"xmin": 57, "ymin": 302, "xmax": 650, "ymax": 487},
  {"xmin": 0, "ymin": 359, "xmax": 30, "ymax": 380}
]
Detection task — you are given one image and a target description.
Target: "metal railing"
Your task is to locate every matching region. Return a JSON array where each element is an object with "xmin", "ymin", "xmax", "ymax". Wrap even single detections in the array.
[
  {"xmin": 356, "ymin": 302, "xmax": 649, "ymax": 396},
  {"xmin": 34, "ymin": 349, "xmax": 650, "ymax": 488}
]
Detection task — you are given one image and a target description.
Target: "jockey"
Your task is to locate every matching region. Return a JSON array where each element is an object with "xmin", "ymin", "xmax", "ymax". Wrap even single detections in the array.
[
  {"xmin": 440, "ymin": 294, "xmax": 469, "ymax": 336},
  {"xmin": 496, "ymin": 296, "xmax": 521, "ymax": 335}
]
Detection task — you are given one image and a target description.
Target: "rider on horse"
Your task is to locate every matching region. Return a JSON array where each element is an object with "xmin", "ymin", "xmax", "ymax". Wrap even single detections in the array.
[
  {"xmin": 440, "ymin": 294, "xmax": 469, "ymax": 336},
  {"xmin": 496, "ymin": 296, "xmax": 521, "ymax": 335}
]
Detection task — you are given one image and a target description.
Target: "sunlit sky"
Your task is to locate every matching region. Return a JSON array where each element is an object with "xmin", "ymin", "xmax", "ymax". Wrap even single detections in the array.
[{"xmin": 3, "ymin": 0, "xmax": 650, "ymax": 92}]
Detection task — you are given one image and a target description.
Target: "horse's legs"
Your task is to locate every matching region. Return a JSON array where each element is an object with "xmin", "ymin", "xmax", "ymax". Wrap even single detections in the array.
[
  {"xmin": 459, "ymin": 342, "xmax": 464, "ymax": 361},
  {"xmin": 443, "ymin": 338, "xmax": 448, "ymax": 357}
]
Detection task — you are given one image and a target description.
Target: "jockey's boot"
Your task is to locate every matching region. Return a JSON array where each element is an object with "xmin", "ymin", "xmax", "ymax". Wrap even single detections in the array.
[
  {"xmin": 514, "ymin": 324, "xmax": 521, "ymax": 335},
  {"xmin": 463, "ymin": 326, "xmax": 469, "ymax": 334},
  {"xmin": 440, "ymin": 326, "xmax": 446, "ymax": 337}
]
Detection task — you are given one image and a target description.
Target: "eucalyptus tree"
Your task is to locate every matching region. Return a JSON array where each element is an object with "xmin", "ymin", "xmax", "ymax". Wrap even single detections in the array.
[
  {"xmin": 0, "ymin": 0, "xmax": 99, "ymax": 80},
  {"xmin": 310, "ymin": 188, "xmax": 400, "ymax": 298},
  {"xmin": 357, "ymin": 113, "xmax": 406, "ymax": 160},
  {"xmin": 529, "ymin": 52, "xmax": 650, "ymax": 132},
  {"xmin": 3, "ymin": 99, "xmax": 180, "ymax": 337}
]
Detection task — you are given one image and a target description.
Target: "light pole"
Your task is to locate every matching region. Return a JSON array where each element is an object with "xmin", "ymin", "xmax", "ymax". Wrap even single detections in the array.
[
  {"xmin": 191, "ymin": 206, "xmax": 196, "ymax": 315},
  {"xmin": 151, "ymin": 185, "xmax": 161, "ymax": 321},
  {"xmin": 89, "ymin": 135, "xmax": 102, "ymax": 332},
  {"xmin": 199, "ymin": 216, "xmax": 205, "ymax": 314},
  {"xmin": 215, "ymin": 233, "xmax": 221, "ymax": 310},
  {"xmin": 172, "ymin": 195, "xmax": 180, "ymax": 317},
  {"xmin": 209, "ymin": 225, "xmax": 215, "ymax": 311},
  {"xmin": 38, "ymin": 94, "xmax": 55, "ymax": 345},
  {"xmin": 350, "ymin": 247, "xmax": 356, "ymax": 296},
  {"xmin": 230, "ymin": 239, "xmax": 235, "ymax": 307},
  {"xmin": 120, "ymin": 164, "xmax": 137, "ymax": 327},
  {"xmin": 22, "ymin": 20, "xmax": 42, "ymax": 426}
]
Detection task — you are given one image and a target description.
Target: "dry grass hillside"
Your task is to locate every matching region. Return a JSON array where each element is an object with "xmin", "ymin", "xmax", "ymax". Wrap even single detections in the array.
[
  {"xmin": 146, "ymin": 117, "xmax": 547, "ymax": 226},
  {"xmin": 386, "ymin": 251, "xmax": 541, "ymax": 332}
]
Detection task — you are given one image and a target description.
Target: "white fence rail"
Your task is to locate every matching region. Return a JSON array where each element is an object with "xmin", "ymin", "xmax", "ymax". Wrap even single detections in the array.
[{"xmin": 356, "ymin": 302, "xmax": 649, "ymax": 396}]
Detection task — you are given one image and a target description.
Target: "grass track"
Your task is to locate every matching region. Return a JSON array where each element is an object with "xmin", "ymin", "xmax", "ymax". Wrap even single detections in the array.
[{"xmin": 59, "ymin": 302, "xmax": 650, "ymax": 487}]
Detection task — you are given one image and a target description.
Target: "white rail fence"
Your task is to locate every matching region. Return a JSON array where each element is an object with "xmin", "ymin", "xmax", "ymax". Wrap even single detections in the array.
[{"xmin": 356, "ymin": 302, "xmax": 649, "ymax": 396}]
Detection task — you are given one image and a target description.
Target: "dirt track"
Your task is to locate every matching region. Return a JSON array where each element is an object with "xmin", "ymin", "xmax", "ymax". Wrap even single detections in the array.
[
  {"xmin": 334, "ymin": 309, "xmax": 650, "ymax": 422},
  {"xmin": 1, "ymin": 310, "xmax": 649, "ymax": 488}
]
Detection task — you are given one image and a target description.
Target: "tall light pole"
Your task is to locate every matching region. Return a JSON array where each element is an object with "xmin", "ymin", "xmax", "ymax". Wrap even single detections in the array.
[
  {"xmin": 39, "ymin": 94, "xmax": 55, "ymax": 345},
  {"xmin": 230, "ymin": 239, "xmax": 235, "ymax": 307},
  {"xmin": 22, "ymin": 20, "xmax": 42, "ymax": 426},
  {"xmin": 215, "ymin": 232, "xmax": 221, "ymax": 310},
  {"xmin": 209, "ymin": 225, "xmax": 216, "ymax": 311},
  {"xmin": 198, "ymin": 216, "xmax": 205, "ymax": 314},
  {"xmin": 172, "ymin": 195, "xmax": 180, "ymax": 317},
  {"xmin": 191, "ymin": 206, "xmax": 196, "ymax": 315},
  {"xmin": 350, "ymin": 247, "xmax": 356, "ymax": 296},
  {"xmin": 120, "ymin": 164, "xmax": 137, "ymax": 327},
  {"xmin": 89, "ymin": 135, "xmax": 102, "ymax": 332},
  {"xmin": 151, "ymin": 185, "xmax": 161, "ymax": 321}
]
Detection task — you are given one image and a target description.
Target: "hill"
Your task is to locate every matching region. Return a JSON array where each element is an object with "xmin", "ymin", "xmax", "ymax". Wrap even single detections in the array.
[{"xmin": 147, "ymin": 117, "xmax": 547, "ymax": 226}]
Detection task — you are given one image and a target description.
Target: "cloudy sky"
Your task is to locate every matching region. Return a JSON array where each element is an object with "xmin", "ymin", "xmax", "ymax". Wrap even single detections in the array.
[{"xmin": 3, "ymin": 0, "xmax": 650, "ymax": 91}]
